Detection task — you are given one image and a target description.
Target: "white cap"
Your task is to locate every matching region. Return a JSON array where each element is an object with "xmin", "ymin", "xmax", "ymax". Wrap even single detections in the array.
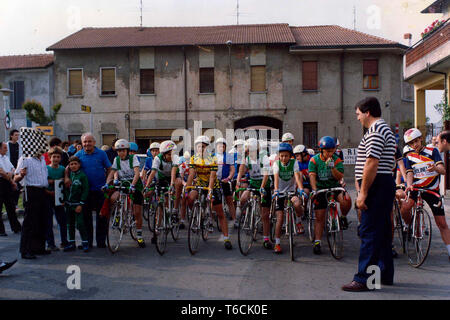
[
  {"xmin": 233, "ymin": 139, "xmax": 245, "ymax": 147},
  {"xmin": 150, "ymin": 142, "xmax": 160, "ymax": 150},
  {"xmin": 215, "ymin": 138, "xmax": 227, "ymax": 145},
  {"xmin": 194, "ymin": 135, "xmax": 210, "ymax": 146},
  {"xmin": 282, "ymin": 132, "xmax": 294, "ymax": 142}
]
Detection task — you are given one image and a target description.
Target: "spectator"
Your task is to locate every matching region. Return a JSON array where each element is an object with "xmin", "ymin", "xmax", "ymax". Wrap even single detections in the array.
[
  {"xmin": 44, "ymin": 137, "xmax": 69, "ymax": 167},
  {"xmin": 15, "ymin": 148, "xmax": 50, "ymax": 259},
  {"xmin": 67, "ymin": 140, "xmax": 80, "ymax": 157},
  {"xmin": 437, "ymin": 130, "xmax": 450, "ymax": 153},
  {"xmin": 62, "ymin": 141, "xmax": 70, "ymax": 152},
  {"xmin": 45, "ymin": 147, "xmax": 68, "ymax": 251},
  {"xmin": 66, "ymin": 133, "xmax": 111, "ymax": 248},
  {"xmin": 101, "ymin": 145, "xmax": 110, "ymax": 151},
  {"xmin": 106, "ymin": 138, "xmax": 119, "ymax": 164},
  {"xmin": 0, "ymin": 142, "xmax": 21, "ymax": 235},
  {"xmin": 6, "ymin": 129, "xmax": 23, "ymax": 212},
  {"xmin": 342, "ymin": 97, "xmax": 396, "ymax": 292}
]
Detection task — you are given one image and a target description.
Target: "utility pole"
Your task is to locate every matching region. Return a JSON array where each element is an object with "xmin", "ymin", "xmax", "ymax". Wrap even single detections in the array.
[
  {"xmin": 140, "ymin": 0, "xmax": 143, "ymax": 28},
  {"xmin": 237, "ymin": 0, "xmax": 239, "ymax": 25},
  {"xmin": 353, "ymin": 5, "xmax": 356, "ymax": 30}
]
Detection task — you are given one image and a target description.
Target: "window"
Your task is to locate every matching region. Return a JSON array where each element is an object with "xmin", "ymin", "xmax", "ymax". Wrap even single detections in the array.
[
  {"xmin": 9, "ymin": 81, "xmax": 24, "ymax": 109},
  {"xmin": 199, "ymin": 68, "xmax": 214, "ymax": 93},
  {"xmin": 251, "ymin": 66, "xmax": 266, "ymax": 92},
  {"xmin": 140, "ymin": 69, "xmax": 155, "ymax": 94},
  {"xmin": 101, "ymin": 67, "xmax": 116, "ymax": 95},
  {"xmin": 363, "ymin": 59, "xmax": 379, "ymax": 89},
  {"xmin": 68, "ymin": 69, "xmax": 83, "ymax": 96},
  {"xmin": 68, "ymin": 135, "xmax": 81, "ymax": 143},
  {"xmin": 302, "ymin": 61, "xmax": 318, "ymax": 91},
  {"xmin": 102, "ymin": 134, "xmax": 117, "ymax": 147},
  {"xmin": 303, "ymin": 122, "xmax": 318, "ymax": 150}
]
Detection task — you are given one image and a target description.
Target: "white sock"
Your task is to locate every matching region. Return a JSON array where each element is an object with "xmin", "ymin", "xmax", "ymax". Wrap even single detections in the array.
[
  {"xmin": 275, "ymin": 238, "xmax": 280, "ymax": 245},
  {"xmin": 447, "ymin": 244, "xmax": 450, "ymax": 256}
]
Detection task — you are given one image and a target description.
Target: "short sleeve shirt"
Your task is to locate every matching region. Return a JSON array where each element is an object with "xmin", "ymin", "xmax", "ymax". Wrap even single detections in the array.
[
  {"xmin": 151, "ymin": 154, "xmax": 179, "ymax": 180},
  {"xmin": 272, "ymin": 159, "xmax": 299, "ymax": 193},
  {"xmin": 111, "ymin": 155, "xmax": 140, "ymax": 181},
  {"xmin": 189, "ymin": 153, "xmax": 219, "ymax": 188},
  {"xmin": 47, "ymin": 165, "xmax": 65, "ymax": 191},
  {"xmin": 75, "ymin": 147, "xmax": 111, "ymax": 191},
  {"xmin": 405, "ymin": 146, "xmax": 443, "ymax": 191},
  {"xmin": 308, "ymin": 154, "xmax": 343, "ymax": 190}
]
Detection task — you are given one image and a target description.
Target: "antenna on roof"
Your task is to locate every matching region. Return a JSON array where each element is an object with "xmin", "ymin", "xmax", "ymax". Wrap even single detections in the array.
[
  {"xmin": 353, "ymin": 5, "xmax": 356, "ymax": 30},
  {"xmin": 140, "ymin": 0, "xmax": 143, "ymax": 28},
  {"xmin": 237, "ymin": 0, "xmax": 239, "ymax": 25}
]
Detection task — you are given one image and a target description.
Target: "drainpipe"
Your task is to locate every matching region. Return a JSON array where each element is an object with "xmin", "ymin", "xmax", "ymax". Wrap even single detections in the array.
[
  {"xmin": 340, "ymin": 52, "xmax": 344, "ymax": 124},
  {"xmin": 427, "ymin": 64, "xmax": 448, "ymax": 114},
  {"xmin": 183, "ymin": 46, "xmax": 188, "ymax": 130},
  {"xmin": 226, "ymin": 40, "xmax": 233, "ymax": 110}
]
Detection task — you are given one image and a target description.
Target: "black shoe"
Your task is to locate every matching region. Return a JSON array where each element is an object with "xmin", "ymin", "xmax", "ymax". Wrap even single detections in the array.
[
  {"xmin": 224, "ymin": 240, "xmax": 232, "ymax": 250},
  {"xmin": 313, "ymin": 242, "xmax": 321, "ymax": 255},
  {"xmin": 179, "ymin": 223, "xmax": 185, "ymax": 230},
  {"xmin": 21, "ymin": 253, "xmax": 36, "ymax": 259},
  {"xmin": 137, "ymin": 238, "xmax": 146, "ymax": 248},
  {"xmin": 263, "ymin": 239, "xmax": 273, "ymax": 250},
  {"xmin": 0, "ymin": 259, "xmax": 17, "ymax": 273},
  {"xmin": 340, "ymin": 216, "xmax": 349, "ymax": 230}
]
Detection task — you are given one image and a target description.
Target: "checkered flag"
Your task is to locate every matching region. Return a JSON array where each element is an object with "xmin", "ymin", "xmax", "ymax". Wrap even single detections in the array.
[{"xmin": 19, "ymin": 127, "xmax": 48, "ymax": 157}]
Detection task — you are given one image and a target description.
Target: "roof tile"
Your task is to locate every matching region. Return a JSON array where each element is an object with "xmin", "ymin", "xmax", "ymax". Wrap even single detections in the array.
[{"xmin": 0, "ymin": 54, "xmax": 54, "ymax": 71}]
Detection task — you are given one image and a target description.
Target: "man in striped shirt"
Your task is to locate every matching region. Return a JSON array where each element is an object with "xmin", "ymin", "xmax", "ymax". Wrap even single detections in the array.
[{"xmin": 342, "ymin": 97, "xmax": 396, "ymax": 292}]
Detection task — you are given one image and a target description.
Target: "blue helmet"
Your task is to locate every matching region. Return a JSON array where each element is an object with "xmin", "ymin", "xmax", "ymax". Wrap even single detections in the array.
[
  {"xmin": 278, "ymin": 142, "xmax": 293, "ymax": 154},
  {"xmin": 129, "ymin": 142, "xmax": 138, "ymax": 152},
  {"xmin": 318, "ymin": 136, "xmax": 336, "ymax": 149}
]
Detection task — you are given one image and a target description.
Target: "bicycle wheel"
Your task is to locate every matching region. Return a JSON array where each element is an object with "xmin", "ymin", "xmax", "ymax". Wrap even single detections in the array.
[
  {"xmin": 214, "ymin": 210, "xmax": 222, "ymax": 232},
  {"xmin": 202, "ymin": 206, "xmax": 212, "ymax": 241},
  {"xmin": 154, "ymin": 203, "xmax": 167, "ymax": 256},
  {"xmin": 142, "ymin": 201, "xmax": 149, "ymax": 221},
  {"xmin": 252, "ymin": 203, "xmax": 262, "ymax": 241},
  {"xmin": 107, "ymin": 203, "xmax": 124, "ymax": 254},
  {"xmin": 188, "ymin": 203, "xmax": 201, "ymax": 255},
  {"xmin": 307, "ymin": 207, "xmax": 315, "ymax": 243},
  {"xmin": 326, "ymin": 206, "xmax": 343, "ymax": 260},
  {"xmin": 393, "ymin": 200, "xmax": 406, "ymax": 254},
  {"xmin": 147, "ymin": 201, "xmax": 156, "ymax": 233},
  {"xmin": 288, "ymin": 208, "xmax": 295, "ymax": 261},
  {"xmin": 170, "ymin": 202, "xmax": 181, "ymax": 241},
  {"xmin": 406, "ymin": 208, "xmax": 432, "ymax": 268},
  {"xmin": 238, "ymin": 204, "xmax": 254, "ymax": 256},
  {"xmin": 130, "ymin": 210, "xmax": 137, "ymax": 242}
]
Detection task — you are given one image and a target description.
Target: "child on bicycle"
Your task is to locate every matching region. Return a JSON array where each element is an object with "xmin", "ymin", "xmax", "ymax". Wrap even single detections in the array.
[
  {"xmin": 186, "ymin": 135, "xmax": 232, "ymax": 250},
  {"xmin": 215, "ymin": 138, "xmax": 236, "ymax": 225},
  {"xmin": 400, "ymin": 128, "xmax": 450, "ymax": 260},
  {"xmin": 64, "ymin": 156, "xmax": 90, "ymax": 252},
  {"xmin": 106, "ymin": 139, "xmax": 146, "ymax": 248},
  {"xmin": 308, "ymin": 136, "xmax": 351, "ymax": 255},
  {"xmin": 271, "ymin": 142, "xmax": 304, "ymax": 254},
  {"xmin": 235, "ymin": 138, "xmax": 273, "ymax": 249}
]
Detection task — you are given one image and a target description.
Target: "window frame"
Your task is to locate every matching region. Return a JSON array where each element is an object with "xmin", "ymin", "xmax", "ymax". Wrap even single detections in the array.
[
  {"xmin": 362, "ymin": 59, "xmax": 379, "ymax": 90},
  {"xmin": 67, "ymin": 68, "xmax": 84, "ymax": 97},
  {"xmin": 139, "ymin": 68, "xmax": 155, "ymax": 95},
  {"xmin": 250, "ymin": 65, "xmax": 266, "ymax": 93},
  {"xmin": 199, "ymin": 67, "xmax": 215, "ymax": 94},
  {"xmin": 302, "ymin": 60, "xmax": 318, "ymax": 91},
  {"xmin": 100, "ymin": 67, "xmax": 117, "ymax": 96}
]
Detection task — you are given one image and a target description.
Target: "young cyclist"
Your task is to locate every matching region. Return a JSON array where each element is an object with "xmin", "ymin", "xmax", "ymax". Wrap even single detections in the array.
[
  {"xmin": 140, "ymin": 142, "xmax": 160, "ymax": 182},
  {"xmin": 308, "ymin": 136, "xmax": 352, "ymax": 255},
  {"xmin": 186, "ymin": 136, "xmax": 232, "ymax": 250},
  {"xmin": 106, "ymin": 139, "xmax": 146, "ymax": 248},
  {"xmin": 215, "ymin": 138, "xmax": 236, "ymax": 223},
  {"xmin": 400, "ymin": 128, "xmax": 450, "ymax": 260},
  {"xmin": 281, "ymin": 133, "xmax": 295, "ymax": 146},
  {"xmin": 236, "ymin": 138, "xmax": 273, "ymax": 249},
  {"xmin": 179, "ymin": 151, "xmax": 191, "ymax": 227},
  {"xmin": 271, "ymin": 142, "xmax": 304, "ymax": 254}
]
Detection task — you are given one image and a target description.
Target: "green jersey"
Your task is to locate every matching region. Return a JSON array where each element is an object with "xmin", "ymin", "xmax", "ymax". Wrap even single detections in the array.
[{"xmin": 308, "ymin": 154, "xmax": 343, "ymax": 190}]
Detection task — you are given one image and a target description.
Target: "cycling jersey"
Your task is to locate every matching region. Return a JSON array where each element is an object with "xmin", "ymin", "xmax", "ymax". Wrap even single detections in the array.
[
  {"xmin": 308, "ymin": 154, "xmax": 343, "ymax": 190},
  {"xmin": 151, "ymin": 153, "xmax": 179, "ymax": 181},
  {"xmin": 405, "ymin": 146, "xmax": 443, "ymax": 191},
  {"xmin": 189, "ymin": 153, "xmax": 220, "ymax": 188},
  {"xmin": 215, "ymin": 152, "xmax": 234, "ymax": 180},
  {"xmin": 297, "ymin": 160, "xmax": 310, "ymax": 188},
  {"xmin": 111, "ymin": 155, "xmax": 144, "ymax": 192},
  {"xmin": 272, "ymin": 158, "xmax": 299, "ymax": 193},
  {"xmin": 245, "ymin": 155, "xmax": 271, "ymax": 188}
]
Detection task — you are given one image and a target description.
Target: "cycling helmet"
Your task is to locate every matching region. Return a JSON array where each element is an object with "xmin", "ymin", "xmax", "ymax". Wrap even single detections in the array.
[
  {"xmin": 259, "ymin": 140, "xmax": 268, "ymax": 149},
  {"xmin": 404, "ymin": 128, "xmax": 422, "ymax": 144},
  {"xmin": 245, "ymin": 138, "xmax": 258, "ymax": 150},
  {"xmin": 293, "ymin": 144, "xmax": 306, "ymax": 154},
  {"xmin": 160, "ymin": 140, "xmax": 177, "ymax": 154},
  {"xmin": 307, "ymin": 148, "xmax": 315, "ymax": 156},
  {"xmin": 278, "ymin": 142, "xmax": 293, "ymax": 154},
  {"xmin": 233, "ymin": 139, "xmax": 245, "ymax": 147},
  {"xmin": 150, "ymin": 142, "xmax": 160, "ymax": 150},
  {"xmin": 115, "ymin": 139, "xmax": 129, "ymax": 150},
  {"xmin": 318, "ymin": 136, "xmax": 336, "ymax": 149},
  {"xmin": 215, "ymin": 137, "xmax": 227, "ymax": 145},
  {"xmin": 403, "ymin": 145, "xmax": 413, "ymax": 155},
  {"xmin": 129, "ymin": 142, "xmax": 138, "ymax": 152},
  {"xmin": 282, "ymin": 132, "xmax": 295, "ymax": 142},
  {"xmin": 194, "ymin": 135, "xmax": 210, "ymax": 146}
]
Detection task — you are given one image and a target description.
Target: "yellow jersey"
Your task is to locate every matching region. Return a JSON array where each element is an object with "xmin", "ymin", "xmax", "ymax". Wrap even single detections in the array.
[{"xmin": 189, "ymin": 153, "xmax": 220, "ymax": 188}]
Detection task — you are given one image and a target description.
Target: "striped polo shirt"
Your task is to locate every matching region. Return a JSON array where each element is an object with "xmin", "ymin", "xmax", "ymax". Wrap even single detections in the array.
[{"xmin": 355, "ymin": 119, "xmax": 396, "ymax": 181}]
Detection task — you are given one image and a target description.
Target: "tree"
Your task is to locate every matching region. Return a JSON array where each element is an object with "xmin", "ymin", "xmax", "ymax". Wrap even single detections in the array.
[
  {"xmin": 22, "ymin": 100, "xmax": 62, "ymax": 126},
  {"xmin": 433, "ymin": 92, "xmax": 450, "ymax": 121}
]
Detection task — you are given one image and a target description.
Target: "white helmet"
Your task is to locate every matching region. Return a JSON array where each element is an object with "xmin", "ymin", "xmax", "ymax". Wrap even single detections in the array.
[
  {"xmin": 149, "ymin": 142, "xmax": 160, "ymax": 150},
  {"xmin": 160, "ymin": 140, "xmax": 177, "ymax": 154},
  {"xmin": 403, "ymin": 145, "xmax": 413, "ymax": 155},
  {"xmin": 293, "ymin": 144, "xmax": 306, "ymax": 154},
  {"xmin": 194, "ymin": 135, "xmax": 210, "ymax": 146},
  {"xmin": 245, "ymin": 138, "xmax": 258, "ymax": 150},
  {"xmin": 307, "ymin": 148, "xmax": 315, "ymax": 156},
  {"xmin": 404, "ymin": 128, "xmax": 422, "ymax": 144},
  {"xmin": 115, "ymin": 139, "xmax": 129, "ymax": 150},
  {"xmin": 183, "ymin": 151, "xmax": 191, "ymax": 159},
  {"xmin": 233, "ymin": 139, "xmax": 245, "ymax": 147},
  {"xmin": 215, "ymin": 138, "xmax": 227, "ymax": 145},
  {"xmin": 282, "ymin": 132, "xmax": 295, "ymax": 142}
]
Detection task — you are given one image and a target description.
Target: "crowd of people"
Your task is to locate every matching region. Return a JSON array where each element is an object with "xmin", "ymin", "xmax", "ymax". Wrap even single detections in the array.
[{"xmin": 1, "ymin": 98, "xmax": 449, "ymax": 290}]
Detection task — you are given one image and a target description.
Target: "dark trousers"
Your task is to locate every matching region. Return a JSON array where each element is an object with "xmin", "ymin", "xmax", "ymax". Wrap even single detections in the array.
[
  {"xmin": 354, "ymin": 174, "xmax": 395, "ymax": 285},
  {"xmin": 20, "ymin": 187, "xmax": 47, "ymax": 255},
  {"xmin": 84, "ymin": 190, "xmax": 107, "ymax": 247},
  {"xmin": 66, "ymin": 205, "xmax": 88, "ymax": 243},
  {"xmin": 45, "ymin": 196, "xmax": 68, "ymax": 247},
  {"xmin": 0, "ymin": 180, "xmax": 21, "ymax": 233}
]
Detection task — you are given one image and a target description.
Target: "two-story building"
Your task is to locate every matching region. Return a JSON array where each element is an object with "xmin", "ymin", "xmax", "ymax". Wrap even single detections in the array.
[
  {"xmin": 47, "ymin": 23, "xmax": 412, "ymax": 158},
  {"xmin": 0, "ymin": 54, "xmax": 54, "ymax": 141}
]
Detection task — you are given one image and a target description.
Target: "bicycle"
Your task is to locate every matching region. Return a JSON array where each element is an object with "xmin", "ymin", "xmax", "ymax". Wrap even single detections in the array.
[
  {"xmin": 143, "ymin": 192, "xmax": 157, "ymax": 233},
  {"xmin": 274, "ymin": 191, "xmax": 299, "ymax": 262},
  {"xmin": 392, "ymin": 185, "xmax": 407, "ymax": 254},
  {"xmin": 311, "ymin": 187, "xmax": 346, "ymax": 260},
  {"xmin": 214, "ymin": 180, "xmax": 233, "ymax": 232},
  {"xmin": 404, "ymin": 188, "xmax": 434, "ymax": 268},
  {"xmin": 151, "ymin": 184, "xmax": 181, "ymax": 255},
  {"xmin": 105, "ymin": 181, "xmax": 137, "ymax": 254},
  {"xmin": 234, "ymin": 187, "xmax": 264, "ymax": 256},
  {"xmin": 185, "ymin": 185, "xmax": 215, "ymax": 255},
  {"xmin": 302, "ymin": 193, "xmax": 315, "ymax": 242}
]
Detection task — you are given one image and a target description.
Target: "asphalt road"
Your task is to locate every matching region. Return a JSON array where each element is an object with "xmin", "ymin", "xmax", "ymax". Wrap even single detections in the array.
[{"xmin": 0, "ymin": 185, "xmax": 449, "ymax": 300}]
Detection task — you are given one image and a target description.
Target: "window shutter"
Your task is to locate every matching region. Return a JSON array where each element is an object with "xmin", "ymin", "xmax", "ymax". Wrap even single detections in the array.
[
  {"xmin": 101, "ymin": 68, "xmax": 115, "ymax": 94},
  {"xmin": 140, "ymin": 69, "xmax": 154, "ymax": 94},
  {"xmin": 9, "ymin": 82, "xmax": 14, "ymax": 108},
  {"xmin": 363, "ymin": 60, "xmax": 378, "ymax": 76},
  {"xmin": 199, "ymin": 68, "xmax": 214, "ymax": 93},
  {"xmin": 251, "ymin": 66, "xmax": 266, "ymax": 92},
  {"xmin": 69, "ymin": 69, "xmax": 82, "ymax": 96},
  {"xmin": 15, "ymin": 81, "xmax": 25, "ymax": 109},
  {"xmin": 302, "ymin": 61, "xmax": 318, "ymax": 90}
]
